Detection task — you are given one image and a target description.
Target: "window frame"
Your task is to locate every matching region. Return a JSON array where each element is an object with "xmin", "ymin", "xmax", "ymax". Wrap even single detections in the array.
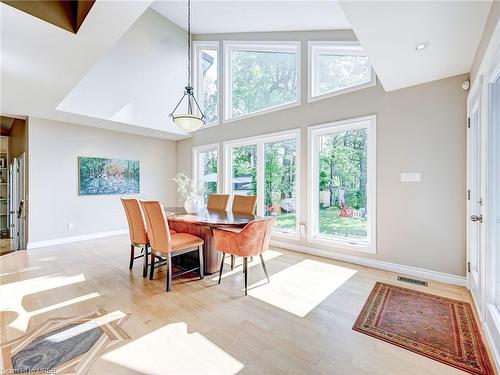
[
  {"xmin": 307, "ymin": 115, "xmax": 377, "ymax": 253},
  {"xmin": 223, "ymin": 41, "xmax": 301, "ymax": 123},
  {"xmin": 308, "ymin": 41, "xmax": 376, "ymax": 102},
  {"xmin": 193, "ymin": 41, "xmax": 220, "ymax": 127},
  {"xmin": 192, "ymin": 143, "xmax": 222, "ymax": 196},
  {"xmin": 223, "ymin": 128, "xmax": 301, "ymax": 239}
]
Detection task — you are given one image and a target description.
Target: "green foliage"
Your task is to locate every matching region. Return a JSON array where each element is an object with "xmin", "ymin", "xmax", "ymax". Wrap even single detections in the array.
[
  {"xmin": 319, "ymin": 129, "xmax": 367, "ymax": 210},
  {"xmin": 264, "ymin": 140, "xmax": 296, "ymax": 208},
  {"xmin": 318, "ymin": 54, "xmax": 371, "ymax": 95},
  {"xmin": 231, "ymin": 50, "xmax": 297, "ymax": 117}
]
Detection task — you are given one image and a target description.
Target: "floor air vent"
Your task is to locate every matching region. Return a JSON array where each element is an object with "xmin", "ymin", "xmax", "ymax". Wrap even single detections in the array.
[{"xmin": 397, "ymin": 276, "xmax": 428, "ymax": 286}]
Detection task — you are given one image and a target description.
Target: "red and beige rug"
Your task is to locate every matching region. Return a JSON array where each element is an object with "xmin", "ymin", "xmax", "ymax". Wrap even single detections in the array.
[{"xmin": 353, "ymin": 282, "xmax": 495, "ymax": 375}]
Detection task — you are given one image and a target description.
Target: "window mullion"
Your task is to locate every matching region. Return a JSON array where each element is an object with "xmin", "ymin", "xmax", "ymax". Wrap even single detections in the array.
[{"xmin": 256, "ymin": 142, "xmax": 265, "ymax": 216}]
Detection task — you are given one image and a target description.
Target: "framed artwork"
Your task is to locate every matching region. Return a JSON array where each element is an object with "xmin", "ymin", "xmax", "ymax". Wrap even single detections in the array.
[{"xmin": 78, "ymin": 157, "xmax": 140, "ymax": 195}]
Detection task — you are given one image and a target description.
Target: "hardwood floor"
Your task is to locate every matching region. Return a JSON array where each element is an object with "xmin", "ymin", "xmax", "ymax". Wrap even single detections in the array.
[{"xmin": 0, "ymin": 235, "xmax": 490, "ymax": 374}]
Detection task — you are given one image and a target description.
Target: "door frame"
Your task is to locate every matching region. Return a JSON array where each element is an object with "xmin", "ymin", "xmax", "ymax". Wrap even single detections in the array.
[
  {"xmin": 466, "ymin": 91, "xmax": 485, "ymax": 316},
  {"xmin": 467, "ymin": 19, "xmax": 500, "ymax": 370}
]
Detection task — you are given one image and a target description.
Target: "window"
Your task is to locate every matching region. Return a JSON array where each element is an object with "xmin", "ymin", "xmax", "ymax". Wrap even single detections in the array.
[
  {"xmin": 308, "ymin": 116, "xmax": 376, "ymax": 252},
  {"xmin": 224, "ymin": 42, "xmax": 300, "ymax": 121},
  {"xmin": 192, "ymin": 144, "xmax": 220, "ymax": 204},
  {"xmin": 194, "ymin": 42, "xmax": 219, "ymax": 125},
  {"xmin": 309, "ymin": 42, "xmax": 375, "ymax": 101},
  {"xmin": 224, "ymin": 129, "xmax": 300, "ymax": 236}
]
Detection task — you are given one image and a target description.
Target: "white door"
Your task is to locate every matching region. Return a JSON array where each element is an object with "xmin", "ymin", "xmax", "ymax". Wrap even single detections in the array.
[
  {"xmin": 17, "ymin": 153, "xmax": 26, "ymax": 250},
  {"xmin": 467, "ymin": 98, "xmax": 486, "ymax": 316}
]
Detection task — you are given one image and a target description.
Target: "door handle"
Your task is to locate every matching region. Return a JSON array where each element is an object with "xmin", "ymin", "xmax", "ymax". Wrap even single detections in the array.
[{"xmin": 470, "ymin": 215, "xmax": 483, "ymax": 223}]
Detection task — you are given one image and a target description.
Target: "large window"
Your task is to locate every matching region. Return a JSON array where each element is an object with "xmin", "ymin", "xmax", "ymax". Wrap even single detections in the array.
[
  {"xmin": 308, "ymin": 116, "xmax": 376, "ymax": 252},
  {"xmin": 225, "ymin": 129, "xmax": 300, "ymax": 236},
  {"xmin": 194, "ymin": 42, "xmax": 219, "ymax": 125},
  {"xmin": 309, "ymin": 42, "xmax": 375, "ymax": 101},
  {"xmin": 192, "ymin": 144, "xmax": 220, "ymax": 204},
  {"xmin": 224, "ymin": 42, "xmax": 300, "ymax": 122}
]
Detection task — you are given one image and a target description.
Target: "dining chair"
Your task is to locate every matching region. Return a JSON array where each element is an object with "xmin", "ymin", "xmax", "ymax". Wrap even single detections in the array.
[
  {"xmin": 213, "ymin": 217, "xmax": 275, "ymax": 295},
  {"xmin": 140, "ymin": 200, "xmax": 204, "ymax": 292},
  {"xmin": 207, "ymin": 194, "xmax": 230, "ymax": 211},
  {"xmin": 121, "ymin": 198, "xmax": 177, "ymax": 278},
  {"xmin": 231, "ymin": 195, "xmax": 257, "ymax": 215},
  {"xmin": 228, "ymin": 195, "xmax": 258, "ymax": 269}
]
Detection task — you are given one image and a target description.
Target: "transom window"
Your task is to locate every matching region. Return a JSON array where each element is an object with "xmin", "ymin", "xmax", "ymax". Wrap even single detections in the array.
[
  {"xmin": 224, "ymin": 42, "xmax": 300, "ymax": 122},
  {"xmin": 193, "ymin": 42, "xmax": 219, "ymax": 126},
  {"xmin": 309, "ymin": 42, "xmax": 375, "ymax": 101},
  {"xmin": 224, "ymin": 129, "xmax": 300, "ymax": 237},
  {"xmin": 308, "ymin": 116, "xmax": 376, "ymax": 252}
]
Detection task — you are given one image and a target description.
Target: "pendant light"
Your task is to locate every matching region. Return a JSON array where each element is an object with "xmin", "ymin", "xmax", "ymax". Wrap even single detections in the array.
[{"xmin": 170, "ymin": 0, "xmax": 205, "ymax": 132}]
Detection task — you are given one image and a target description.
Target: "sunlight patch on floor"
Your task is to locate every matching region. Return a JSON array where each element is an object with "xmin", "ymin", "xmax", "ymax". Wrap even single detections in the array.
[
  {"xmin": 102, "ymin": 322, "xmax": 244, "ymax": 374},
  {"xmin": 248, "ymin": 259, "xmax": 357, "ymax": 317},
  {"xmin": 46, "ymin": 310, "xmax": 126, "ymax": 343},
  {"xmin": 0, "ymin": 274, "xmax": 97, "ymax": 332},
  {"xmin": 210, "ymin": 249, "xmax": 283, "ymax": 282}
]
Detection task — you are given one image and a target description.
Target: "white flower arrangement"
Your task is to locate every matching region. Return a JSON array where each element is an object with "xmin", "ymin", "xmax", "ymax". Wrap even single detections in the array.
[{"xmin": 172, "ymin": 172, "xmax": 204, "ymax": 199}]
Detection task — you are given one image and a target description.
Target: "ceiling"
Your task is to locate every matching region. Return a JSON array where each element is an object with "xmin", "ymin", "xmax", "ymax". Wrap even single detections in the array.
[
  {"xmin": 0, "ymin": 1, "xmax": 494, "ymax": 140},
  {"xmin": 0, "ymin": 0, "xmax": 188, "ymax": 140},
  {"xmin": 338, "ymin": 1, "xmax": 492, "ymax": 91},
  {"xmin": 150, "ymin": 0, "xmax": 351, "ymax": 34}
]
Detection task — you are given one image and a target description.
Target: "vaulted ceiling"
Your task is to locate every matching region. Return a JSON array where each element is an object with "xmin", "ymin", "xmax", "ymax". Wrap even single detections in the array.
[{"xmin": 0, "ymin": 1, "xmax": 493, "ymax": 140}]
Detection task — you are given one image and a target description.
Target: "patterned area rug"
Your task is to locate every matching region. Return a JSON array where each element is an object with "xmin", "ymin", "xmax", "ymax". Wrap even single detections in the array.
[
  {"xmin": 353, "ymin": 282, "xmax": 494, "ymax": 375},
  {"xmin": 1, "ymin": 307, "xmax": 130, "ymax": 374}
]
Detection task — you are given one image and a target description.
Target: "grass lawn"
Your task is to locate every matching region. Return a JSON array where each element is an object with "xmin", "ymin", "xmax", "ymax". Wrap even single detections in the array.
[{"xmin": 275, "ymin": 207, "xmax": 367, "ymax": 238}]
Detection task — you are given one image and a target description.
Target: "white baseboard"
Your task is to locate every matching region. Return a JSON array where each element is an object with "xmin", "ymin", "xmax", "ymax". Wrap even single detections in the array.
[
  {"xmin": 271, "ymin": 239, "xmax": 466, "ymax": 286},
  {"xmin": 27, "ymin": 229, "xmax": 128, "ymax": 249}
]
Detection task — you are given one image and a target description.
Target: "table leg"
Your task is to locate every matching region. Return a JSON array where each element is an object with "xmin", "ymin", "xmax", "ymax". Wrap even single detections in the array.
[{"xmin": 167, "ymin": 221, "xmax": 220, "ymax": 274}]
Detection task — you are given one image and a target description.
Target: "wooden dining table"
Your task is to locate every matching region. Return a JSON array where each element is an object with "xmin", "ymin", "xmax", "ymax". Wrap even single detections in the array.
[{"xmin": 165, "ymin": 207, "xmax": 260, "ymax": 274}]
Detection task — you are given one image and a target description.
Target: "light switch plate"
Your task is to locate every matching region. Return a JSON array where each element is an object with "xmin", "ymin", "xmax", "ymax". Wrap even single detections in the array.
[{"xmin": 401, "ymin": 172, "xmax": 421, "ymax": 183}]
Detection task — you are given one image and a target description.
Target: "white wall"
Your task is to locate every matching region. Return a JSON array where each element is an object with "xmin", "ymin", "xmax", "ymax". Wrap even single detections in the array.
[
  {"xmin": 28, "ymin": 117, "xmax": 177, "ymax": 244},
  {"xmin": 177, "ymin": 30, "xmax": 468, "ymax": 278},
  {"xmin": 470, "ymin": 1, "xmax": 500, "ymax": 85},
  {"xmin": 57, "ymin": 8, "xmax": 188, "ymax": 138}
]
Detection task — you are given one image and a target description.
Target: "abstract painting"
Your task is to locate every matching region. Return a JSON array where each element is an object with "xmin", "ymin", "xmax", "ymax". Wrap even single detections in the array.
[{"xmin": 79, "ymin": 157, "xmax": 140, "ymax": 195}]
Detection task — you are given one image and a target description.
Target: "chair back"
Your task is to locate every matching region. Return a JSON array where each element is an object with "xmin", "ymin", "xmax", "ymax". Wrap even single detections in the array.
[
  {"xmin": 232, "ymin": 195, "xmax": 257, "ymax": 215},
  {"xmin": 139, "ymin": 200, "xmax": 172, "ymax": 254},
  {"xmin": 207, "ymin": 194, "xmax": 229, "ymax": 211},
  {"xmin": 237, "ymin": 217, "xmax": 276, "ymax": 256},
  {"xmin": 121, "ymin": 198, "xmax": 148, "ymax": 245}
]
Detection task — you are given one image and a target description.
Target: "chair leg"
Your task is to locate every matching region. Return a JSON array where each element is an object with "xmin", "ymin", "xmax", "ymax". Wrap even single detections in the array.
[
  {"xmin": 198, "ymin": 245, "xmax": 204, "ymax": 280},
  {"xmin": 149, "ymin": 252, "xmax": 156, "ymax": 280},
  {"xmin": 260, "ymin": 254, "xmax": 269, "ymax": 283},
  {"xmin": 243, "ymin": 257, "xmax": 248, "ymax": 296},
  {"xmin": 218, "ymin": 252, "xmax": 226, "ymax": 285},
  {"xmin": 165, "ymin": 254, "xmax": 172, "ymax": 292},
  {"xmin": 230, "ymin": 254, "xmax": 235, "ymax": 270},
  {"xmin": 142, "ymin": 245, "xmax": 149, "ymax": 278},
  {"xmin": 129, "ymin": 244, "xmax": 134, "ymax": 270}
]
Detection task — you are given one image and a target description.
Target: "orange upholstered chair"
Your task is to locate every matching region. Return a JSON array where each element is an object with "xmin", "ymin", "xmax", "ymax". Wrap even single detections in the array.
[
  {"xmin": 231, "ymin": 195, "xmax": 257, "ymax": 215},
  {"xmin": 140, "ymin": 200, "xmax": 204, "ymax": 292},
  {"xmin": 207, "ymin": 194, "xmax": 229, "ymax": 211},
  {"xmin": 121, "ymin": 198, "xmax": 177, "ymax": 278},
  {"xmin": 214, "ymin": 217, "xmax": 275, "ymax": 295}
]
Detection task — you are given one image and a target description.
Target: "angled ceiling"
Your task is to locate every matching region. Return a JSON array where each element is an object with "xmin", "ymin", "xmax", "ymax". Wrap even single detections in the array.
[
  {"xmin": 0, "ymin": 1, "xmax": 494, "ymax": 140},
  {"xmin": 339, "ymin": 1, "xmax": 492, "ymax": 91},
  {"xmin": 0, "ymin": 0, "xmax": 188, "ymax": 139},
  {"xmin": 150, "ymin": 0, "xmax": 351, "ymax": 33}
]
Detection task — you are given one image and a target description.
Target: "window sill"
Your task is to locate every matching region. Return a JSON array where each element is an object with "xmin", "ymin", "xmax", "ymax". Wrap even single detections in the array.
[
  {"xmin": 272, "ymin": 229, "xmax": 300, "ymax": 241},
  {"xmin": 223, "ymin": 100, "xmax": 300, "ymax": 124},
  {"xmin": 308, "ymin": 79, "xmax": 376, "ymax": 103},
  {"xmin": 307, "ymin": 234, "xmax": 376, "ymax": 254}
]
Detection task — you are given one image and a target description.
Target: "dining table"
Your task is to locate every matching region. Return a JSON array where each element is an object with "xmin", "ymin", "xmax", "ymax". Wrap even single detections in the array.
[{"xmin": 165, "ymin": 207, "xmax": 260, "ymax": 274}]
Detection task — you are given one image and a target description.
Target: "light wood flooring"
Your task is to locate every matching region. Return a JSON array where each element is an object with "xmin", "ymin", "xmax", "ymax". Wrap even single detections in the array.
[{"xmin": 0, "ymin": 235, "xmax": 493, "ymax": 374}]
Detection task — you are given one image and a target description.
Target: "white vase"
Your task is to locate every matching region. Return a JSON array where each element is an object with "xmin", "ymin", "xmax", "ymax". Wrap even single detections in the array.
[{"xmin": 184, "ymin": 196, "xmax": 201, "ymax": 214}]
